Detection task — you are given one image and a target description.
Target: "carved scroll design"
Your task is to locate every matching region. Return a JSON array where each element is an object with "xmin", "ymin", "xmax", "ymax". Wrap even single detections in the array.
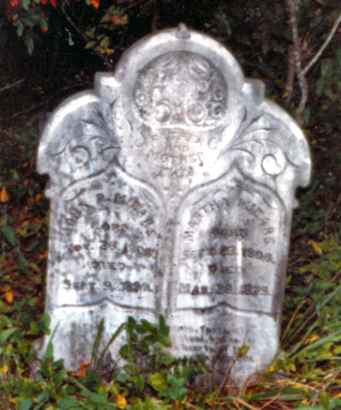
[
  {"xmin": 218, "ymin": 104, "xmax": 302, "ymax": 210},
  {"xmin": 43, "ymin": 107, "xmax": 119, "ymax": 199},
  {"xmin": 134, "ymin": 51, "xmax": 228, "ymax": 128}
]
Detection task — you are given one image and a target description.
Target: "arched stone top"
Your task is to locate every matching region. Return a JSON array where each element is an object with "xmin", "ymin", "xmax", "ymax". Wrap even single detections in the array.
[{"xmin": 39, "ymin": 25, "xmax": 311, "ymax": 201}]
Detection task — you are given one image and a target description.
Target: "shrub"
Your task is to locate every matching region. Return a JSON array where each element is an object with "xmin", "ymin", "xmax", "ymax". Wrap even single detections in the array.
[{"xmin": 5, "ymin": 0, "xmax": 129, "ymax": 59}]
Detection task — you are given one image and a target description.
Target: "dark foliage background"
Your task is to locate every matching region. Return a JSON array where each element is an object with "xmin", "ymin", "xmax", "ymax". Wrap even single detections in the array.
[{"xmin": 0, "ymin": 1, "xmax": 340, "ymax": 409}]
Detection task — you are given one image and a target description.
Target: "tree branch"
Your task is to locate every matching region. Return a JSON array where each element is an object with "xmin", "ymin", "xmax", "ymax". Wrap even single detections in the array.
[
  {"xmin": 286, "ymin": 0, "xmax": 308, "ymax": 123},
  {"xmin": 285, "ymin": 45, "xmax": 296, "ymax": 103},
  {"xmin": 302, "ymin": 12, "xmax": 341, "ymax": 75},
  {"xmin": 0, "ymin": 79, "xmax": 24, "ymax": 94}
]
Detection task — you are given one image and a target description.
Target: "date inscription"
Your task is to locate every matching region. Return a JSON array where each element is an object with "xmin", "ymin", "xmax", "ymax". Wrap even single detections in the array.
[
  {"xmin": 63, "ymin": 279, "xmax": 154, "ymax": 293},
  {"xmin": 179, "ymin": 282, "xmax": 270, "ymax": 296}
]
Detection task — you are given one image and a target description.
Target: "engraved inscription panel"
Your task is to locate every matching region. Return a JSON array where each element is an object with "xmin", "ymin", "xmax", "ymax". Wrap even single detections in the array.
[
  {"xmin": 51, "ymin": 170, "xmax": 160, "ymax": 310},
  {"xmin": 175, "ymin": 180, "xmax": 283, "ymax": 314}
]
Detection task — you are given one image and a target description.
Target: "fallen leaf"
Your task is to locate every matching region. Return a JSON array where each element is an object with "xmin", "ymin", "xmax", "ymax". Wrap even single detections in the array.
[
  {"xmin": 76, "ymin": 361, "xmax": 90, "ymax": 378},
  {"xmin": 115, "ymin": 394, "xmax": 127, "ymax": 409},
  {"xmin": 0, "ymin": 187, "xmax": 10, "ymax": 203},
  {"xmin": 4, "ymin": 289, "xmax": 14, "ymax": 304},
  {"xmin": 305, "ymin": 334, "xmax": 319, "ymax": 344},
  {"xmin": 308, "ymin": 240, "xmax": 323, "ymax": 255},
  {"xmin": 39, "ymin": 251, "xmax": 48, "ymax": 260},
  {"xmin": 34, "ymin": 193, "xmax": 44, "ymax": 203}
]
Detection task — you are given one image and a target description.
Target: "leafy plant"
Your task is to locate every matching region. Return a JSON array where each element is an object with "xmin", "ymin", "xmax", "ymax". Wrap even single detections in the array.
[
  {"xmin": 278, "ymin": 239, "xmax": 341, "ymax": 385},
  {"xmin": 5, "ymin": 0, "xmax": 130, "ymax": 58},
  {"xmin": 116, "ymin": 316, "xmax": 203, "ymax": 403}
]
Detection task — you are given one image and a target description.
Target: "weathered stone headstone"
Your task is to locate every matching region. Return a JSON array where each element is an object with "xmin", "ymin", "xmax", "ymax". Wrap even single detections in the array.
[{"xmin": 38, "ymin": 25, "xmax": 311, "ymax": 384}]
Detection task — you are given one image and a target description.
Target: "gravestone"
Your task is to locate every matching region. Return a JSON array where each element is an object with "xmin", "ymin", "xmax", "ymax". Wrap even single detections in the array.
[{"xmin": 38, "ymin": 25, "xmax": 311, "ymax": 384}]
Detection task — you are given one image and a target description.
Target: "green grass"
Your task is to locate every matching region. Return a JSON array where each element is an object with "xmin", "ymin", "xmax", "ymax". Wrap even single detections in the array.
[{"xmin": 0, "ymin": 129, "xmax": 340, "ymax": 409}]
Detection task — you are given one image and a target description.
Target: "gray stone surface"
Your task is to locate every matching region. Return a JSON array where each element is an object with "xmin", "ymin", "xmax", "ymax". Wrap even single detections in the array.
[{"xmin": 38, "ymin": 25, "xmax": 312, "ymax": 385}]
